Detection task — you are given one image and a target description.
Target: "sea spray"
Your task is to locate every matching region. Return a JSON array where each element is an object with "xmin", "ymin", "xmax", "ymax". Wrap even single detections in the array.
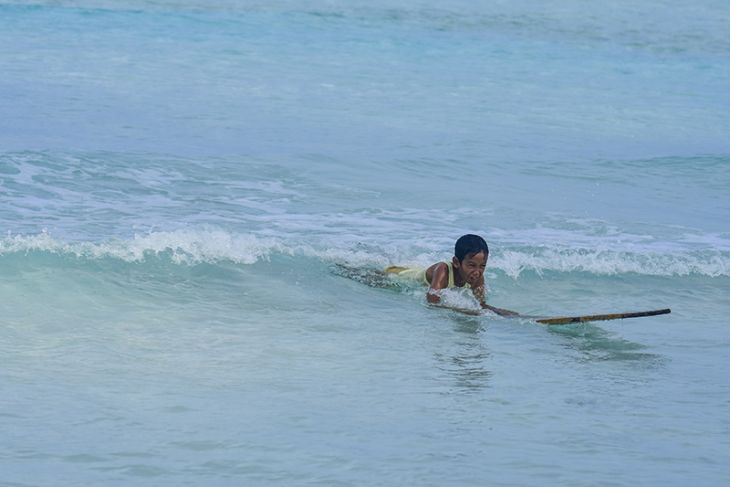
[{"xmin": 2, "ymin": 230, "xmax": 728, "ymax": 277}]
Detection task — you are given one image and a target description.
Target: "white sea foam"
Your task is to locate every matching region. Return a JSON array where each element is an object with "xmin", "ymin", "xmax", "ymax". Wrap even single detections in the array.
[
  {"xmin": 492, "ymin": 248, "xmax": 730, "ymax": 278},
  {"xmin": 0, "ymin": 230, "xmax": 287, "ymax": 265},
  {"xmin": 1, "ymin": 230, "xmax": 729, "ymax": 277},
  {"xmin": 432, "ymin": 288, "xmax": 482, "ymax": 312}
]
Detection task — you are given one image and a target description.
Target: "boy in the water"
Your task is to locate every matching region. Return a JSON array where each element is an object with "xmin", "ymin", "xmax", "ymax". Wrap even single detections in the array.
[{"xmin": 385, "ymin": 234, "xmax": 518, "ymax": 316}]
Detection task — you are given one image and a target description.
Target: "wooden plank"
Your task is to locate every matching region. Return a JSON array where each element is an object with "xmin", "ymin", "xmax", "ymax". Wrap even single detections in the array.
[{"xmin": 535, "ymin": 308, "xmax": 671, "ymax": 325}]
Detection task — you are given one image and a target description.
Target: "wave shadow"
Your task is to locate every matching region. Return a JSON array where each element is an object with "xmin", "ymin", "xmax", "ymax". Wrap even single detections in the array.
[{"xmin": 545, "ymin": 322, "xmax": 664, "ymax": 365}]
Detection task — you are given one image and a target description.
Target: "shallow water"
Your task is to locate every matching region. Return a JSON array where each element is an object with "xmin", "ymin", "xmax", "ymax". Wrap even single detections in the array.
[{"xmin": 2, "ymin": 1, "xmax": 730, "ymax": 485}]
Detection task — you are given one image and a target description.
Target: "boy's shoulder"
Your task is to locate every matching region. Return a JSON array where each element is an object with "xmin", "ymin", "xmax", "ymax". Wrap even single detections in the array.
[{"xmin": 426, "ymin": 261, "xmax": 452, "ymax": 287}]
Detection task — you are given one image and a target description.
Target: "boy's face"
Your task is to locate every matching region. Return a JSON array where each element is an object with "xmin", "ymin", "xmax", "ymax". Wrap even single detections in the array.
[{"xmin": 452, "ymin": 251, "xmax": 487, "ymax": 287}]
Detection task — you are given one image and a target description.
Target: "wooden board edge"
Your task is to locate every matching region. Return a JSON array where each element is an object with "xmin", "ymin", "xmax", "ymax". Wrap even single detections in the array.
[{"xmin": 535, "ymin": 308, "xmax": 671, "ymax": 325}]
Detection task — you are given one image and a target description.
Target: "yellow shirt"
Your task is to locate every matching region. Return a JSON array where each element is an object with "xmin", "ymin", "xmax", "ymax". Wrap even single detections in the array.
[{"xmin": 384, "ymin": 262, "xmax": 465, "ymax": 288}]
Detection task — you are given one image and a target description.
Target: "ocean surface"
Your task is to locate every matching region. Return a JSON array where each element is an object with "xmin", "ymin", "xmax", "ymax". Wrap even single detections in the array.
[{"xmin": 2, "ymin": 1, "xmax": 729, "ymax": 485}]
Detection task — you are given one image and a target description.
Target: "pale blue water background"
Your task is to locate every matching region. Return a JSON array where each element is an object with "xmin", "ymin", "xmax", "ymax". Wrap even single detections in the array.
[{"xmin": 1, "ymin": 1, "xmax": 730, "ymax": 485}]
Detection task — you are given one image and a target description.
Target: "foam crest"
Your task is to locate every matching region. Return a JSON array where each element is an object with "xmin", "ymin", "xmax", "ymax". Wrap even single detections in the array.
[
  {"xmin": 492, "ymin": 248, "xmax": 730, "ymax": 278},
  {"xmin": 2, "ymin": 231, "xmax": 728, "ymax": 277},
  {"xmin": 315, "ymin": 239, "xmax": 730, "ymax": 279},
  {"xmin": 0, "ymin": 230, "xmax": 287, "ymax": 265}
]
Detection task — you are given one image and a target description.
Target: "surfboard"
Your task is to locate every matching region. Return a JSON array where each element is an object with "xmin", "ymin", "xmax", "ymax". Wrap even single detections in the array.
[{"xmin": 533, "ymin": 308, "xmax": 671, "ymax": 325}]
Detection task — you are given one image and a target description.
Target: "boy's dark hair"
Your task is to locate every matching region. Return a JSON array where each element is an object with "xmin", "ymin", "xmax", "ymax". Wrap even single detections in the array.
[{"xmin": 454, "ymin": 234, "xmax": 489, "ymax": 262}]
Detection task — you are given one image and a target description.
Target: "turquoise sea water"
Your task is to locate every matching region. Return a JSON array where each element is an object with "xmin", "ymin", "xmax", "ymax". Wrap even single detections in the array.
[{"xmin": 2, "ymin": 1, "xmax": 729, "ymax": 485}]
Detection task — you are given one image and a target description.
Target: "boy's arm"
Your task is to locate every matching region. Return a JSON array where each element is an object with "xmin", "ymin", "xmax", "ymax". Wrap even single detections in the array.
[
  {"xmin": 427, "ymin": 265, "xmax": 482, "ymax": 315},
  {"xmin": 472, "ymin": 280, "xmax": 520, "ymax": 317},
  {"xmin": 428, "ymin": 266, "xmax": 519, "ymax": 316},
  {"xmin": 426, "ymin": 262, "xmax": 449, "ymax": 304},
  {"xmin": 482, "ymin": 303, "xmax": 520, "ymax": 317}
]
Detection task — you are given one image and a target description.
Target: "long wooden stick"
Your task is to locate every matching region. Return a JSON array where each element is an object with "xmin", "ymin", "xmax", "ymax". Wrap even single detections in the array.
[{"xmin": 535, "ymin": 308, "xmax": 671, "ymax": 325}]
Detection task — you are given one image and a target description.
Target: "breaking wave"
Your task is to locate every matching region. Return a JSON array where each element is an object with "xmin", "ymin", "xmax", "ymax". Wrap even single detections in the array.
[{"xmin": 1, "ymin": 230, "xmax": 728, "ymax": 278}]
